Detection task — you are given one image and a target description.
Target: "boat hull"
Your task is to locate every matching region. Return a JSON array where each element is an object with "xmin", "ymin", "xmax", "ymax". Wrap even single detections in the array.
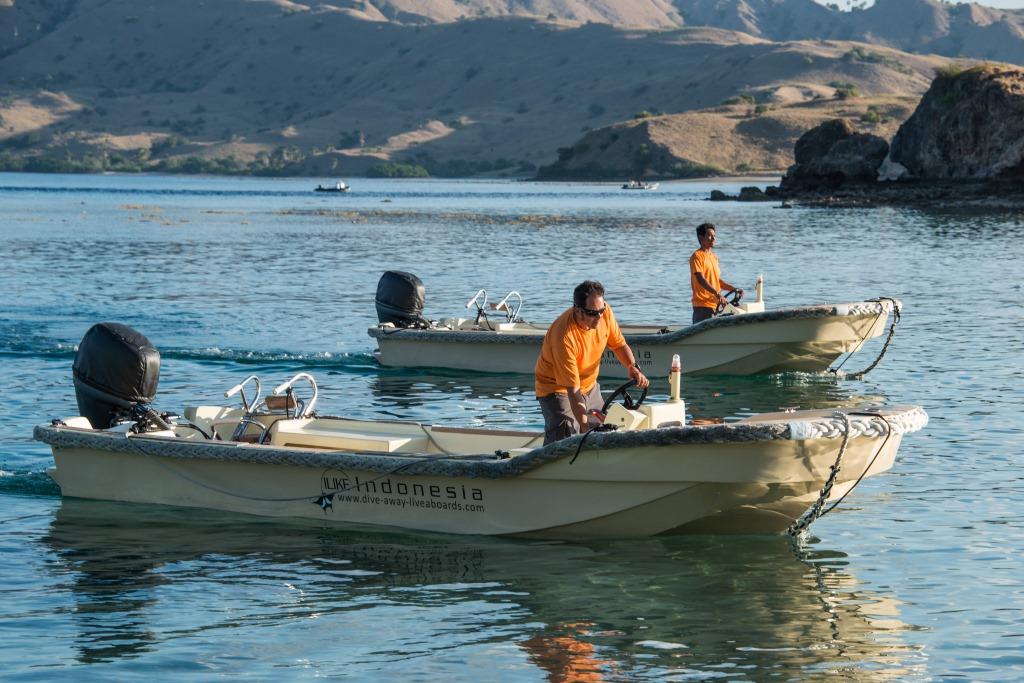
[
  {"xmin": 43, "ymin": 420, "xmax": 907, "ymax": 538},
  {"xmin": 370, "ymin": 300, "xmax": 896, "ymax": 376}
]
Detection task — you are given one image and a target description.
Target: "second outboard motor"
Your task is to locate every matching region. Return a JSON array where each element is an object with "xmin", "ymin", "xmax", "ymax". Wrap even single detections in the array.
[
  {"xmin": 375, "ymin": 270, "xmax": 429, "ymax": 328},
  {"xmin": 72, "ymin": 322, "xmax": 161, "ymax": 429}
]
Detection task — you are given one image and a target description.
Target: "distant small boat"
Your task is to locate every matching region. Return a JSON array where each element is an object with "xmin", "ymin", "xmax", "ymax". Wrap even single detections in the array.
[
  {"xmin": 622, "ymin": 180, "xmax": 658, "ymax": 190},
  {"xmin": 315, "ymin": 181, "xmax": 350, "ymax": 193}
]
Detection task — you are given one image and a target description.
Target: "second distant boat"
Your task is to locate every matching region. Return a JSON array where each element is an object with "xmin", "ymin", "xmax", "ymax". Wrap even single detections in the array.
[
  {"xmin": 622, "ymin": 180, "xmax": 659, "ymax": 190},
  {"xmin": 315, "ymin": 180, "xmax": 350, "ymax": 193}
]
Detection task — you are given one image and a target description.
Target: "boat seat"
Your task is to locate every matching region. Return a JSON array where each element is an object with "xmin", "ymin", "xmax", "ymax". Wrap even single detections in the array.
[
  {"xmin": 184, "ymin": 406, "xmax": 247, "ymax": 440},
  {"xmin": 267, "ymin": 421, "xmax": 430, "ymax": 453}
]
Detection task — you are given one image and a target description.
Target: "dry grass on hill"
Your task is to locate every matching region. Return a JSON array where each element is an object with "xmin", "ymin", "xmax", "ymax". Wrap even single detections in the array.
[
  {"xmin": 0, "ymin": 1, "xmax": 958, "ymax": 175},
  {"xmin": 539, "ymin": 95, "xmax": 919, "ymax": 178}
]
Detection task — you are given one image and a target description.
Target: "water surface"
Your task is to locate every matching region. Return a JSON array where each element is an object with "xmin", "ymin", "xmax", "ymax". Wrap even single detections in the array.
[{"xmin": 1, "ymin": 174, "xmax": 1021, "ymax": 680}]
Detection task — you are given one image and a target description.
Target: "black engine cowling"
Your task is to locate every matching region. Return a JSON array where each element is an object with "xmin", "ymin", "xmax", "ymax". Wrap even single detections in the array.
[
  {"xmin": 72, "ymin": 322, "xmax": 160, "ymax": 429},
  {"xmin": 375, "ymin": 270, "xmax": 428, "ymax": 328}
]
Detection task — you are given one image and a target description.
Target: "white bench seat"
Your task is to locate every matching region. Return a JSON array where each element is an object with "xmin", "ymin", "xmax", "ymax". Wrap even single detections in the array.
[{"xmin": 268, "ymin": 421, "xmax": 429, "ymax": 453}]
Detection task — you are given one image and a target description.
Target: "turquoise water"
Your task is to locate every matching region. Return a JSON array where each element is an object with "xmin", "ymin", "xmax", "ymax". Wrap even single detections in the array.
[{"xmin": 1, "ymin": 173, "xmax": 1021, "ymax": 680}]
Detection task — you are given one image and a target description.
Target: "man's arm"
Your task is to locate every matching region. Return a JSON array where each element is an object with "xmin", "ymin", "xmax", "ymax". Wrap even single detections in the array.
[
  {"xmin": 551, "ymin": 337, "xmax": 591, "ymax": 429},
  {"xmin": 694, "ymin": 272, "xmax": 726, "ymax": 306},
  {"xmin": 611, "ymin": 345, "xmax": 650, "ymax": 389},
  {"xmin": 566, "ymin": 386, "xmax": 592, "ymax": 431},
  {"xmin": 719, "ymin": 279, "xmax": 744, "ymax": 298}
]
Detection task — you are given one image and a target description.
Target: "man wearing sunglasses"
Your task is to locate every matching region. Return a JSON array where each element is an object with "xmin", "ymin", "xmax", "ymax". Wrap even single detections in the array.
[
  {"xmin": 535, "ymin": 280, "xmax": 650, "ymax": 445},
  {"xmin": 690, "ymin": 222, "xmax": 743, "ymax": 324}
]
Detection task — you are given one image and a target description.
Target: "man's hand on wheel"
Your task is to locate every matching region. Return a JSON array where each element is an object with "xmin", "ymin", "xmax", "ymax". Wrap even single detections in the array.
[{"xmin": 629, "ymin": 365, "xmax": 650, "ymax": 389}]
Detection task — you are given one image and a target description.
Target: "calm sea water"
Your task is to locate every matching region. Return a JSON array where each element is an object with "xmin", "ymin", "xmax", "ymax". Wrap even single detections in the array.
[{"xmin": 1, "ymin": 173, "xmax": 1021, "ymax": 680}]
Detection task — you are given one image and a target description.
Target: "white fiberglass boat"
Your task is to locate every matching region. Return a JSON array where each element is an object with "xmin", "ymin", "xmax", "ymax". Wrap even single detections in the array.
[
  {"xmin": 368, "ymin": 272, "xmax": 901, "ymax": 377},
  {"xmin": 35, "ymin": 323, "xmax": 926, "ymax": 539},
  {"xmin": 622, "ymin": 180, "xmax": 659, "ymax": 190},
  {"xmin": 315, "ymin": 180, "xmax": 350, "ymax": 192}
]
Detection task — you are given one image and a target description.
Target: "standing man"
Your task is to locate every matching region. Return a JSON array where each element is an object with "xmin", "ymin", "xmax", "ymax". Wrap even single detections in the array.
[
  {"xmin": 535, "ymin": 280, "xmax": 650, "ymax": 445},
  {"xmin": 690, "ymin": 222, "xmax": 743, "ymax": 324}
]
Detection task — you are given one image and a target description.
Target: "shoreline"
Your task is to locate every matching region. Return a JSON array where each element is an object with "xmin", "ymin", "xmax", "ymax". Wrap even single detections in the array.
[
  {"xmin": 781, "ymin": 180, "xmax": 1024, "ymax": 210},
  {"xmin": 0, "ymin": 167, "xmax": 786, "ymax": 184},
  {"xmin": 9, "ymin": 170, "xmax": 1022, "ymax": 211}
]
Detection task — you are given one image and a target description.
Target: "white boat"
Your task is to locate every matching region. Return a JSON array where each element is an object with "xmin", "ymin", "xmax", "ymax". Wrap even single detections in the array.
[
  {"xmin": 35, "ymin": 323, "xmax": 926, "ymax": 539},
  {"xmin": 622, "ymin": 180, "xmax": 659, "ymax": 190},
  {"xmin": 369, "ymin": 272, "xmax": 901, "ymax": 377},
  {"xmin": 315, "ymin": 180, "xmax": 350, "ymax": 192}
]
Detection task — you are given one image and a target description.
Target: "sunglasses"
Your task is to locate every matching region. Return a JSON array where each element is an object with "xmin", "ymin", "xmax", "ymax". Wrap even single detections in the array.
[{"xmin": 578, "ymin": 306, "xmax": 606, "ymax": 318}]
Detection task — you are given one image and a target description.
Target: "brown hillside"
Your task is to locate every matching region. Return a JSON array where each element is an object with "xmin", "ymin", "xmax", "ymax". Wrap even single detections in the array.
[
  {"xmin": 537, "ymin": 95, "xmax": 916, "ymax": 179},
  {"xmin": 0, "ymin": 2, "xmax": 959, "ymax": 174}
]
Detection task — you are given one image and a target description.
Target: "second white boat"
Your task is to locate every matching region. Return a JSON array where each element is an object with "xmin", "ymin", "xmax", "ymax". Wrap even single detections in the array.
[{"xmin": 368, "ymin": 272, "xmax": 900, "ymax": 377}]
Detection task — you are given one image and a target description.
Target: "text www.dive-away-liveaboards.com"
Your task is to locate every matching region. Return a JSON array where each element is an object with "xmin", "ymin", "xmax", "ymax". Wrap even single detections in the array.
[{"xmin": 322, "ymin": 473, "xmax": 486, "ymax": 513}]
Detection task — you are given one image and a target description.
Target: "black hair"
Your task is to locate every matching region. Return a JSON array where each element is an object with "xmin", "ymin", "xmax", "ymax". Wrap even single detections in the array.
[
  {"xmin": 573, "ymin": 280, "xmax": 605, "ymax": 308},
  {"xmin": 696, "ymin": 222, "xmax": 716, "ymax": 239}
]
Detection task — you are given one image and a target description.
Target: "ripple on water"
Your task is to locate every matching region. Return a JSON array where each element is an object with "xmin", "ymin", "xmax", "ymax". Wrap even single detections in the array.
[{"xmin": 0, "ymin": 176, "xmax": 1021, "ymax": 680}]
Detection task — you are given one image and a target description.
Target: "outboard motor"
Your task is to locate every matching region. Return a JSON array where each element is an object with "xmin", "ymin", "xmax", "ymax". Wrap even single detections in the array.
[
  {"xmin": 72, "ymin": 322, "xmax": 161, "ymax": 429},
  {"xmin": 375, "ymin": 270, "xmax": 429, "ymax": 328}
]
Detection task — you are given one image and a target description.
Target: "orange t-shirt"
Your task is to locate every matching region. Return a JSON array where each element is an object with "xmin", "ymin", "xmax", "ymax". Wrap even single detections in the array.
[
  {"xmin": 690, "ymin": 248, "xmax": 721, "ymax": 309},
  {"xmin": 535, "ymin": 305, "xmax": 627, "ymax": 397}
]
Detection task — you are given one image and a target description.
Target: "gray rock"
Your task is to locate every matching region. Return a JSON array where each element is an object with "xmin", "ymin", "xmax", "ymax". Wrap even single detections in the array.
[
  {"xmin": 877, "ymin": 156, "xmax": 908, "ymax": 182},
  {"xmin": 890, "ymin": 65, "xmax": 1024, "ymax": 180},
  {"xmin": 781, "ymin": 119, "xmax": 889, "ymax": 191},
  {"xmin": 709, "ymin": 186, "xmax": 780, "ymax": 201},
  {"xmin": 793, "ymin": 119, "xmax": 854, "ymax": 165}
]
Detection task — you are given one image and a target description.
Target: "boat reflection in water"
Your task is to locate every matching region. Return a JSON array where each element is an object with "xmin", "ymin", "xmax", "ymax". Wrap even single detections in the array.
[{"xmin": 44, "ymin": 500, "xmax": 924, "ymax": 679}]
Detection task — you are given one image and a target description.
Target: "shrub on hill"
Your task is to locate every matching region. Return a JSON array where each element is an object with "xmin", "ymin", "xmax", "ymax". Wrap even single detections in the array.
[
  {"xmin": 412, "ymin": 154, "xmax": 515, "ymax": 177},
  {"xmin": 154, "ymin": 155, "xmax": 244, "ymax": 174},
  {"xmin": 844, "ymin": 47, "xmax": 913, "ymax": 74},
  {"xmin": 829, "ymin": 81, "xmax": 859, "ymax": 100},
  {"xmin": 934, "ymin": 62, "xmax": 966, "ymax": 79},
  {"xmin": 723, "ymin": 94, "xmax": 757, "ymax": 106},
  {"xmin": 338, "ymin": 129, "xmax": 366, "ymax": 148},
  {"xmin": 366, "ymin": 162, "xmax": 429, "ymax": 178}
]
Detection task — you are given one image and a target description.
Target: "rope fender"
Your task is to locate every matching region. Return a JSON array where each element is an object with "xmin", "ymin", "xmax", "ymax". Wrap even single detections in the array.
[
  {"xmin": 788, "ymin": 409, "xmax": 900, "ymax": 537},
  {"xmin": 33, "ymin": 406, "xmax": 927, "ymax": 479},
  {"xmin": 830, "ymin": 297, "xmax": 902, "ymax": 378}
]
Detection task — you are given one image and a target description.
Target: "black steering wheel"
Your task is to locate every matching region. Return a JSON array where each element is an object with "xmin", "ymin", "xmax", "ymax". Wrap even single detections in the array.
[
  {"xmin": 714, "ymin": 289, "xmax": 744, "ymax": 315},
  {"xmin": 600, "ymin": 379, "xmax": 649, "ymax": 414}
]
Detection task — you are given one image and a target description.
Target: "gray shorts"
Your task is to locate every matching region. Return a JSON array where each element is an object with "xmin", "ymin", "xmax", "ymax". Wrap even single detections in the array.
[
  {"xmin": 692, "ymin": 307, "xmax": 715, "ymax": 324},
  {"xmin": 537, "ymin": 383, "xmax": 603, "ymax": 445}
]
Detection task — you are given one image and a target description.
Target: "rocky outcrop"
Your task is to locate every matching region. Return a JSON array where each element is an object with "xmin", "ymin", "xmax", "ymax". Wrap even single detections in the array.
[
  {"xmin": 779, "ymin": 119, "xmax": 889, "ymax": 191},
  {"xmin": 888, "ymin": 65, "xmax": 1024, "ymax": 180},
  {"xmin": 710, "ymin": 186, "xmax": 781, "ymax": 201},
  {"xmin": 779, "ymin": 65, "xmax": 1024, "ymax": 206}
]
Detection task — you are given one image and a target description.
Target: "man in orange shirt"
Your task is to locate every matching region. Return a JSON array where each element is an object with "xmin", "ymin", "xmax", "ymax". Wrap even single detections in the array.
[
  {"xmin": 690, "ymin": 222, "xmax": 743, "ymax": 324},
  {"xmin": 535, "ymin": 280, "xmax": 649, "ymax": 445}
]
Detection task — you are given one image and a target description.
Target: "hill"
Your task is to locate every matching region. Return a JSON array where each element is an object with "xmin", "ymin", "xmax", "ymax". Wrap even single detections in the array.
[
  {"xmin": 536, "ymin": 95, "xmax": 918, "ymax": 179},
  {"xmin": 7, "ymin": 0, "xmax": 1019, "ymax": 59},
  {"xmin": 0, "ymin": 0, "xmax": 986, "ymax": 175}
]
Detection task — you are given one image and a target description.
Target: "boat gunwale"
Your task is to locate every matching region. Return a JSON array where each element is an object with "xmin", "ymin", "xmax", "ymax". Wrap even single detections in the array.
[
  {"xmin": 367, "ymin": 299, "xmax": 898, "ymax": 346},
  {"xmin": 33, "ymin": 404, "xmax": 926, "ymax": 480}
]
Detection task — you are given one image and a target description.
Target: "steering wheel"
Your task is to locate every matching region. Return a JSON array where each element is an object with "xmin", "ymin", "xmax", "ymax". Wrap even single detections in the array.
[
  {"xmin": 600, "ymin": 379, "xmax": 649, "ymax": 414},
  {"xmin": 714, "ymin": 289, "xmax": 744, "ymax": 315}
]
